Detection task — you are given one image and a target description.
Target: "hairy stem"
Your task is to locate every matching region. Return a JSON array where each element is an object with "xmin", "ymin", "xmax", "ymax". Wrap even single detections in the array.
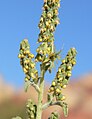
[
  {"xmin": 42, "ymin": 101, "xmax": 65, "ymax": 110},
  {"xmin": 30, "ymin": 81, "xmax": 40, "ymax": 93},
  {"xmin": 36, "ymin": 64, "xmax": 45, "ymax": 119}
]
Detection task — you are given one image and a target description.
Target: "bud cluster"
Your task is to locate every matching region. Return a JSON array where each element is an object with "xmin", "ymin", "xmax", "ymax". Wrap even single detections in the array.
[
  {"xmin": 26, "ymin": 99, "xmax": 37, "ymax": 119},
  {"xmin": 36, "ymin": 0, "xmax": 60, "ymax": 63},
  {"xmin": 38, "ymin": 0, "xmax": 60, "ymax": 42},
  {"xmin": 18, "ymin": 39, "xmax": 38, "ymax": 83},
  {"xmin": 48, "ymin": 48, "xmax": 77, "ymax": 101}
]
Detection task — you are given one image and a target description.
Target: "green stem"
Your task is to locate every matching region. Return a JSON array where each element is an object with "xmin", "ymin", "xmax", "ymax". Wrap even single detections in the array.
[
  {"xmin": 30, "ymin": 81, "xmax": 40, "ymax": 93},
  {"xmin": 42, "ymin": 101, "xmax": 64, "ymax": 110},
  {"xmin": 36, "ymin": 64, "xmax": 45, "ymax": 119}
]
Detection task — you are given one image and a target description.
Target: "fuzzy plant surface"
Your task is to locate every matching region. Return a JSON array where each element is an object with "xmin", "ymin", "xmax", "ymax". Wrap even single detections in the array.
[{"xmin": 13, "ymin": 0, "xmax": 77, "ymax": 119}]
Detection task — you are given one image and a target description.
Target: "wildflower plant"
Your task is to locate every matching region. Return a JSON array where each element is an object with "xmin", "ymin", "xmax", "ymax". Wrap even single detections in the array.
[{"xmin": 14, "ymin": 0, "xmax": 77, "ymax": 119}]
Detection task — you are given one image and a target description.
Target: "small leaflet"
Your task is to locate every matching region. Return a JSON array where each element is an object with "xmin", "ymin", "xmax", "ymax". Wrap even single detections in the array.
[
  {"xmin": 12, "ymin": 116, "xmax": 22, "ymax": 119},
  {"xmin": 62, "ymin": 104, "xmax": 68, "ymax": 117},
  {"xmin": 24, "ymin": 80, "xmax": 30, "ymax": 92}
]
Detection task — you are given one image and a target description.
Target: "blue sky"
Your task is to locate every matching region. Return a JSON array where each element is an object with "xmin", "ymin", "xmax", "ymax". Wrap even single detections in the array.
[{"xmin": 0, "ymin": 0, "xmax": 92, "ymax": 88}]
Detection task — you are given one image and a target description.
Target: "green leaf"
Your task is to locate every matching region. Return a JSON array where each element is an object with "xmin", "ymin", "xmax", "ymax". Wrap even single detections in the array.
[
  {"xmin": 48, "ymin": 62, "xmax": 54, "ymax": 73},
  {"xmin": 12, "ymin": 116, "xmax": 22, "ymax": 119},
  {"xmin": 49, "ymin": 112, "xmax": 59, "ymax": 119},
  {"xmin": 47, "ymin": 93, "xmax": 53, "ymax": 102},
  {"xmin": 62, "ymin": 79, "xmax": 68, "ymax": 85},
  {"xmin": 24, "ymin": 80, "xmax": 30, "ymax": 92},
  {"xmin": 62, "ymin": 104, "xmax": 68, "ymax": 117}
]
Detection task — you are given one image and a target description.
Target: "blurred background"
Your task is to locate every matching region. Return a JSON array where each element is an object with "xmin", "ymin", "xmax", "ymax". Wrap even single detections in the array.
[{"xmin": 0, "ymin": 0, "xmax": 92, "ymax": 119}]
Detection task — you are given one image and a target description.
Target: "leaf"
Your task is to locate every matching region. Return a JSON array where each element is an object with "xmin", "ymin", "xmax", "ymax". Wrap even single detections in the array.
[
  {"xmin": 24, "ymin": 80, "xmax": 30, "ymax": 92},
  {"xmin": 48, "ymin": 112, "xmax": 59, "ymax": 119},
  {"xmin": 48, "ymin": 62, "xmax": 54, "ymax": 73},
  {"xmin": 12, "ymin": 116, "xmax": 22, "ymax": 119},
  {"xmin": 47, "ymin": 94, "xmax": 53, "ymax": 102},
  {"xmin": 62, "ymin": 79, "xmax": 68, "ymax": 85},
  {"xmin": 62, "ymin": 104, "xmax": 68, "ymax": 117}
]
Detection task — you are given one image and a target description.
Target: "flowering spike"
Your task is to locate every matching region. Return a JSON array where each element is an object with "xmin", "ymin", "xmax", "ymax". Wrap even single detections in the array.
[
  {"xmin": 35, "ymin": 0, "xmax": 61, "ymax": 70},
  {"xmin": 49, "ymin": 48, "xmax": 77, "ymax": 101},
  {"xmin": 18, "ymin": 39, "xmax": 38, "ymax": 84},
  {"xmin": 16, "ymin": 0, "xmax": 77, "ymax": 119}
]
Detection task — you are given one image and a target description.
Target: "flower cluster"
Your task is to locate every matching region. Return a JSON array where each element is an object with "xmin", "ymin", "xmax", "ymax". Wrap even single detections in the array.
[
  {"xmin": 18, "ymin": 39, "xmax": 38, "ymax": 83},
  {"xmin": 26, "ymin": 99, "xmax": 37, "ymax": 119},
  {"xmin": 48, "ymin": 48, "xmax": 77, "ymax": 101},
  {"xmin": 38, "ymin": 0, "xmax": 60, "ymax": 43},
  {"xmin": 15, "ymin": 0, "xmax": 77, "ymax": 119},
  {"xmin": 35, "ymin": 0, "xmax": 60, "ymax": 63}
]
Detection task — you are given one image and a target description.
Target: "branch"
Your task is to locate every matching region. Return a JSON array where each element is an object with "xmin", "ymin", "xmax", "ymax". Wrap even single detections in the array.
[
  {"xmin": 42, "ymin": 100, "xmax": 66, "ymax": 110},
  {"xmin": 30, "ymin": 81, "xmax": 40, "ymax": 93},
  {"xmin": 42, "ymin": 100, "xmax": 68, "ymax": 117}
]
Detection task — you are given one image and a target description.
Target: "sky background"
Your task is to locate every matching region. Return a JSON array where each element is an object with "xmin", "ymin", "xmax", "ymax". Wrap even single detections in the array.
[{"xmin": 0, "ymin": 0, "xmax": 92, "ymax": 88}]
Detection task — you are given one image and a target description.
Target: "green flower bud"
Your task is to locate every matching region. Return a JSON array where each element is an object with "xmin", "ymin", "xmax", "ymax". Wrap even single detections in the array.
[
  {"xmin": 67, "ymin": 72, "xmax": 72, "ymax": 77},
  {"xmin": 40, "ymin": 17, "xmax": 44, "ymax": 22},
  {"xmin": 25, "ymin": 65, "xmax": 29, "ymax": 69},
  {"xmin": 72, "ymin": 60, "xmax": 76, "ymax": 65},
  {"xmin": 24, "ymin": 59, "xmax": 30, "ymax": 64},
  {"xmin": 23, "ymin": 68, "xmax": 28, "ymax": 73},
  {"xmin": 30, "ymin": 73, "xmax": 35, "ymax": 79},
  {"xmin": 20, "ymin": 54, "xmax": 25, "ymax": 58},
  {"xmin": 60, "ymin": 83, "xmax": 63, "ymax": 87},
  {"xmin": 67, "ymin": 65, "xmax": 72, "ymax": 70},
  {"xmin": 62, "ymin": 85, "xmax": 67, "ymax": 89},
  {"xmin": 25, "ymin": 77, "xmax": 29, "ymax": 81},
  {"xmin": 38, "ymin": 38, "xmax": 43, "ymax": 42},
  {"xmin": 25, "ymin": 50, "xmax": 30, "ymax": 54},
  {"xmin": 56, "ymin": 88, "xmax": 61, "ymax": 94},
  {"xmin": 35, "ymin": 54, "xmax": 43, "ymax": 62},
  {"xmin": 18, "ymin": 54, "xmax": 21, "ymax": 58},
  {"xmin": 52, "ymin": 81, "xmax": 56, "ymax": 86},
  {"xmin": 47, "ymin": 13, "xmax": 52, "ymax": 18},
  {"xmin": 62, "ymin": 59, "xmax": 66, "ymax": 63},
  {"xmin": 49, "ymin": 87, "xmax": 54, "ymax": 92},
  {"xmin": 61, "ymin": 95, "xmax": 66, "ymax": 101},
  {"xmin": 58, "ymin": 77, "xmax": 63, "ymax": 81},
  {"xmin": 30, "ymin": 63, "xmax": 35, "ymax": 68}
]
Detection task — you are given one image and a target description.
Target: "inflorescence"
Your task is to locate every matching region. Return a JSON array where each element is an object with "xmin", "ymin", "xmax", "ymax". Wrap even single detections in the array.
[
  {"xmin": 35, "ymin": 0, "xmax": 60, "ymax": 64},
  {"xmin": 17, "ymin": 0, "xmax": 77, "ymax": 119},
  {"xmin": 48, "ymin": 48, "xmax": 77, "ymax": 101},
  {"xmin": 18, "ymin": 39, "xmax": 38, "ymax": 84},
  {"xmin": 26, "ymin": 99, "xmax": 37, "ymax": 119}
]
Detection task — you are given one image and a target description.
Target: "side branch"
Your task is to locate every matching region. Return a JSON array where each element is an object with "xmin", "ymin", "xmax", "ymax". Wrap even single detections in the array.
[
  {"xmin": 30, "ymin": 81, "xmax": 40, "ymax": 93},
  {"xmin": 42, "ymin": 101, "xmax": 67, "ymax": 110}
]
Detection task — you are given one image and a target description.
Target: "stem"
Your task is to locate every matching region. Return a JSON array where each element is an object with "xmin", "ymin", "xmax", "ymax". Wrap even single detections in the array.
[
  {"xmin": 42, "ymin": 101, "xmax": 68, "ymax": 117},
  {"xmin": 42, "ymin": 101, "xmax": 64, "ymax": 110},
  {"xmin": 30, "ymin": 81, "xmax": 40, "ymax": 93},
  {"xmin": 51, "ymin": 40, "xmax": 54, "ymax": 53},
  {"xmin": 36, "ymin": 64, "xmax": 45, "ymax": 119}
]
